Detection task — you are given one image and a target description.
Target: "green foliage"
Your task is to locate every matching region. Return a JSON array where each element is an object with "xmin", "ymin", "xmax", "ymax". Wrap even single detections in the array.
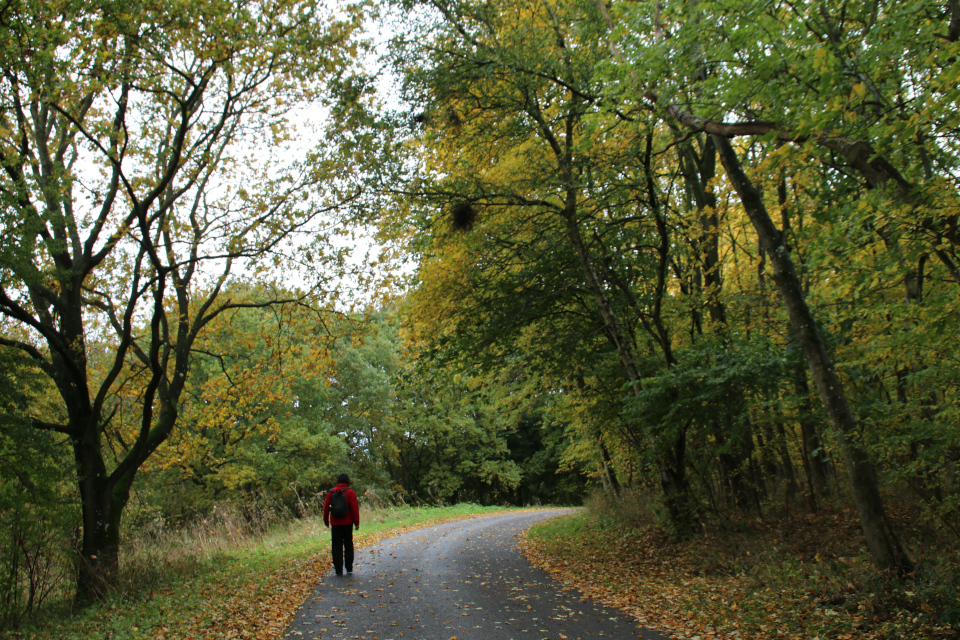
[
  {"xmin": 4, "ymin": 0, "xmax": 960, "ymax": 626},
  {"xmin": 388, "ymin": 358, "xmax": 525, "ymax": 504},
  {"xmin": 624, "ymin": 337, "xmax": 786, "ymax": 456},
  {"xmin": 505, "ymin": 413, "xmax": 588, "ymax": 505},
  {"xmin": 322, "ymin": 315, "xmax": 404, "ymax": 489},
  {"xmin": 125, "ymin": 304, "xmax": 575, "ymax": 530},
  {"xmin": 0, "ymin": 349, "xmax": 76, "ymax": 628}
]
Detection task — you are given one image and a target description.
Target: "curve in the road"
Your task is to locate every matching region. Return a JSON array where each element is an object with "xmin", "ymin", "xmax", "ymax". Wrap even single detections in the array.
[{"xmin": 284, "ymin": 509, "xmax": 671, "ymax": 640}]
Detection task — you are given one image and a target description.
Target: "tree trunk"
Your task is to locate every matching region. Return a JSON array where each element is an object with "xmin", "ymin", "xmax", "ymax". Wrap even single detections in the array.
[
  {"xmin": 598, "ymin": 438, "xmax": 621, "ymax": 496},
  {"xmin": 658, "ymin": 426, "xmax": 697, "ymax": 537},
  {"xmin": 713, "ymin": 424, "xmax": 755, "ymax": 509},
  {"xmin": 796, "ymin": 422, "xmax": 820, "ymax": 513},
  {"xmin": 71, "ymin": 409, "xmax": 140, "ymax": 605},
  {"xmin": 74, "ymin": 454, "xmax": 124, "ymax": 604},
  {"xmin": 713, "ymin": 134, "xmax": 914, "ymax": 575},
  {"xmin": 792, "ymin": 362, "xmax": 832, "ymax": 500},
  {"xmin": 775, "ymin": 422, "xmax": 801, "ymax": 503},
  {"xmin": 565, "ymin": 207, "xmax": 695, "ymax": 532}
]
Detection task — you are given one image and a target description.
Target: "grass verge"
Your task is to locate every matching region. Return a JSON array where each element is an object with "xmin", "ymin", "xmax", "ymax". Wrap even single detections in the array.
[
  {"xmin": 522, "ymin": 495, "xmax": 959, "ymax": 640},
  {"xmin": 6, "ymin": 503, "xmax": 507, "ymax": 640}
]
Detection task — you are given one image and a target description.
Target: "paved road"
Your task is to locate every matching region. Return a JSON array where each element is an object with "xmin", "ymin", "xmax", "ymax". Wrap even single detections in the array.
[{"xmin": 284, "ymin": 510, "xmax": 671, "ymax": 640}]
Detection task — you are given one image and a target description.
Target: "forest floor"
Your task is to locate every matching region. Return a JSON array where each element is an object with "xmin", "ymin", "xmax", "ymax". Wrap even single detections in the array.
[{"xmin": 522, "ymin": 496, "xmax": 959, "ymax": 640}]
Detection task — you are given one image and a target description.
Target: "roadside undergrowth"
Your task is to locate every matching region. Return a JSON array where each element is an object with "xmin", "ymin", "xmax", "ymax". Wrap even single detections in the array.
[{"xmin": 522, "ymin": 493, "xmax": 959, "ymax": 640}]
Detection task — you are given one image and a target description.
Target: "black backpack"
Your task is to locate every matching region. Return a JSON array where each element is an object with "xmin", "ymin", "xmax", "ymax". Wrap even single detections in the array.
[{"xmin": 328, "ymin": 488, "xmax": 350, "ymax": 519}]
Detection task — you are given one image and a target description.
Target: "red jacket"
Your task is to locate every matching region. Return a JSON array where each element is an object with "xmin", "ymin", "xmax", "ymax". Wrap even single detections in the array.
[{"xmin": 323, "ymin": 483, "xmax": 360, "ymax": 527}]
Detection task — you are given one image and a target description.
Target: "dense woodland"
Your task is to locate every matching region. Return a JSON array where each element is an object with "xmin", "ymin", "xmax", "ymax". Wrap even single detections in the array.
[{"xmin": 0, "ymin": 0, "xmax": 959, "ymax": 631}]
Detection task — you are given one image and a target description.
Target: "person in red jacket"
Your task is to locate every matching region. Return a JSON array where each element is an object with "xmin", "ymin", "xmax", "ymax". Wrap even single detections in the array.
[{"xmin": 323, "ymin": 473, "xmax": 360, "ymax": 575}]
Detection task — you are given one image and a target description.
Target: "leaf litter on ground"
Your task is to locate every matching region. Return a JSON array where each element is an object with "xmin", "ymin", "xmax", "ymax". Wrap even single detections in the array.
[{"xmin": 520, "ymin": 503, "xmax": 959, "ymax": 640}]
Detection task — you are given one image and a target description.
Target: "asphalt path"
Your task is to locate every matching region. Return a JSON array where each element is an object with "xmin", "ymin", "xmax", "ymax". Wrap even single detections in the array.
[{"xmin": 283, "ymin": 509, "xmax": 671, "ymax": 640}]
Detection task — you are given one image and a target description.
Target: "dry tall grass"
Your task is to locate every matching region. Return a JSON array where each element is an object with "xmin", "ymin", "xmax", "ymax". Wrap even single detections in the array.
[{"xmin": 117, "ymin": 489, "xmax": 410, "ymax": 597}]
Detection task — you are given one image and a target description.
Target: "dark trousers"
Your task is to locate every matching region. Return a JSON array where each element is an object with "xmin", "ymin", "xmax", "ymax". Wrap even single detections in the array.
[{"xmin": 331, "ymin": 524, "xmax": 354, "ymax": 573}]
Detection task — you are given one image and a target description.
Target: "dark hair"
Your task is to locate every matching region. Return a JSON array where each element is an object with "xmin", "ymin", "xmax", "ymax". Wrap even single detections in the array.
[{"xmin": 337, "ymin": 473, "xmax": 350, "ymax": 485}]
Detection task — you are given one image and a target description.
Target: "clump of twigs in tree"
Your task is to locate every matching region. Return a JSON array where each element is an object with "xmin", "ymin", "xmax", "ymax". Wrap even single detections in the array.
[{"xmin": 450, "ymin": 202, "xmax": 477, "ymax": 231}]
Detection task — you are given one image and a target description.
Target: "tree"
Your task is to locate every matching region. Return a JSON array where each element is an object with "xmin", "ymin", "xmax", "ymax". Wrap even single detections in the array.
[
  {"xmin": 322, "ymin": 313, "xmax": 405, "ymax": 488},
  {"xmin": 388, "ymin": 0, "xmax": 717, "ymax": 531},
  {"xmin": 134, "ymin": 286, "xmax": 350, "ymax": 517},
  {"xmin": 0, "ymin": 0, "xmax": 366, "ymax": 602},
  {"xmin": 387, "ymin": 349, "xmax": 527, "ymax": 505},
  {"xmin": 587, "ymin": 0, "xmax": 960, "ymax": 573}
]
